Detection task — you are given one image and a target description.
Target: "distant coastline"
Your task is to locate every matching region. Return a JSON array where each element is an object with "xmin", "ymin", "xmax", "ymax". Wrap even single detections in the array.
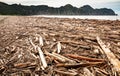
[{"xmin": 0, "ymin": 2, "xmax": 117, "ymax": 15}]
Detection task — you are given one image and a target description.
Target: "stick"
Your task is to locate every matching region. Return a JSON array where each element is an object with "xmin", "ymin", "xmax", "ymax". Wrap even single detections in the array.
[
  {"xmin": 56, "ymin": 62, "xmax": 103, "ymax": 68},
  {"xmin": 54, "ymin": 70, "xmax": 78, "ymax": 76},
  {"xmin": 45, "ymin": 52, "xmax": 75, "ymax": 63},
  {"xmin": 14, "ymin": 62, "xmax": 36, "ymax": 68},
  {"xmin": 60, "ymin": 41, "xmax": 91, "ymax": 50},
  {"xmin": 52, "ymin": 52, "xmax": 75, "ymax": 63},
  {"xmin": 97, "ymin": 36, "xmax": 120, "ymax": 72},
  {"xmin": 37, "ymin": 47, "xmax": 47, "ymax": 69},
  {"xmin": 57, "ymin": 42, "xmax": 61, "ymax": 53},
  {"xmin": 94, "ymin": 67, "xmax": 109, "ymax": 76},
  {"xmin": 29, "ymin": 38, "xmax": 37, "ymax": 51},
  {"xmin": 39, "ymin": 36, "xmax": 44, "ymax": 46},
  {"xmin": 45, "ymin": 52, "xmax": 65, "ymax": 62},
  {"xmin": 65, "ymin": 54, "xmax": 105, "ymax": 62}
]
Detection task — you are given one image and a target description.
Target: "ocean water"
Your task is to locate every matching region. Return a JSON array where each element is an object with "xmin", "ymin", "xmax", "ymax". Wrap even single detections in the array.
[{"xmin": 35, "ymin": 15, "xmax": 120, "ymax": 20}]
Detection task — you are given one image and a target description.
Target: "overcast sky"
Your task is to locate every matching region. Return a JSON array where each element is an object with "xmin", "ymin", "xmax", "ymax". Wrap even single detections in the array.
[{"xmin": 0, "ymin": 0, "xmax": 120, "ymax": 15}]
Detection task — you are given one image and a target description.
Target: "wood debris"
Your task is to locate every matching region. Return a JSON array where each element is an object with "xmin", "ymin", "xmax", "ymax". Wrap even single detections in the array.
[
  {"xmin": 37, "ymin": 47, "xmax": 47, "ymax": 69},
  {"xmin": 97, "ymin": 36, "xmax": 120, "ymax": 72},
  {"xmin": 54, "ymin": 69, "xmax": 78, "ymax": 76},
  {"xmin": 83, "ymin": 68, "xmax": 94, "ymax": 76},
  {"xmin": 56, "ymin": 62, "xmax": 104, "ymax": 68},
  {"xmin": 65, "ymin": 54, "xmax": 105, "ymax": 62},
  {"xmin": 57, "ymin": 42, "xmax": 61, "ymax": 53},
  {"xmin": 0, "ymin": 16, "xmax": 120, "ymax": 75}
]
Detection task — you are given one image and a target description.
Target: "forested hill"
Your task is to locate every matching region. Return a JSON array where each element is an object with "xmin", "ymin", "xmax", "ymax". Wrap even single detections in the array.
[{"xmin": 0, "ymin": 2, "xmax": 116, "ymax": 15}]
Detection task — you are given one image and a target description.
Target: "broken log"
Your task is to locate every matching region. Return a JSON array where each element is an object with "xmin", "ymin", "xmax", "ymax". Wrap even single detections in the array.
[
  {"xmin": 65, "ymin": 54, "xmax": 105, "ymax": 62},
  {"xmin": 97, "ymin": 36, "xmax": 120, "ymax": 72},
  {"xmin": 37, "ymin": 47, "xmax": 47, "ymax": 69},
  {"xmin": 56, "ymin": 62, "xmax": 104, "ymax": 68}
]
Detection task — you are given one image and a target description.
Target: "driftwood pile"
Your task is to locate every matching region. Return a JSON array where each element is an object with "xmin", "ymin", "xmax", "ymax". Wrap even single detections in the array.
[{"xmin": 0, "ymin": 16, "xmax": 120, "ymax": 76}]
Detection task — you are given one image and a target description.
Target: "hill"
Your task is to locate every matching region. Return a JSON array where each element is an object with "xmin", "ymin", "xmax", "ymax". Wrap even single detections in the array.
[{"xmin": 0, "ymin": 2, "xmax": 116, "ymax": 15}]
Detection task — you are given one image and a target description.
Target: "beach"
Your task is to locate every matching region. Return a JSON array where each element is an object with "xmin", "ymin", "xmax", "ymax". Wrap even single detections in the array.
[{"xmin": 0, "ymin": 16, "xmax": 120, "ymax": 76}]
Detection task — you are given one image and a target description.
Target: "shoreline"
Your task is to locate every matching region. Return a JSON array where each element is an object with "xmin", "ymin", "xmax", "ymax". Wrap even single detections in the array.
[{"xmin": 0, "ymin": 15, "xmax": 120, "ymax": 20}]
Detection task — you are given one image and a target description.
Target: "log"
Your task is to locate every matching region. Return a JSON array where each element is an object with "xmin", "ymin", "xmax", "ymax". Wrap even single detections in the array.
[
  {"xmin": 65, "ymin": 54, "xmax": 105, "ymax": 62},
  {"xmin": 39, "ymin": 36, "xmax": 44, "ymax": 46},
  {"xmin": 37, "ymin": 47, "xmax": 47, "ymax": 69},
  {"xmin": 96, "ymin": 36, "xmax": 120, "ymax": 72},
  {"xmin": 57, "ymin": 42, "xmax": 61, "ymax": 53}
]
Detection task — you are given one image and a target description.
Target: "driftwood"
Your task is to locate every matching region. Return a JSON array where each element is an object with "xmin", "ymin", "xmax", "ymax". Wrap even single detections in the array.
[
  {"xmin": 29, "ymin": 37, "xmax": 47, "ymax": 70},
  {"xmin": 57, "ymin": 42, "xmax": 61, "ymax": 53},
  {"xmin": 83, "ymin": 68, "xmax": 94, "ymax": 76},
  {"xmin": 1, "ymin": 16, "xmax": 120, "ymax": 75},
  {"xmin": 65, "ymin": 54, "xmax": 105, "ymax": 62},
  {"xmin": 56, "ymin": 62, "xmax": 104, "ymax": 68},
  {"xmin": 61, "ymin": 41, "xmax": 91, "ymax": 50},
  {"xmin": 14, "ymin": 62, "xmax": 36, "ymax": 68},
  {"xmin": 54, "ymin": 69, "xmax": 78, "ymax": 76},
  {"xmin": 94, "ymin": 67, "xmax": 109, "ymax": 76},
  {"xmin": 39, "ymin": 35, "xmax": 44, "ymax": 46},
  {"xmin": 29, "ymin": 38, "xmax": 37, "ymax": 51},
  {"xmin": 45, "ymin": 52, "xmax": 75, "ymax": 63},
  {"xmin": 37, "ymin": 47, "xmax": 47, "ymax": 69},
  {"xmin": 97, "ymin": 36, "xmax": 120, "ymax": 72}
]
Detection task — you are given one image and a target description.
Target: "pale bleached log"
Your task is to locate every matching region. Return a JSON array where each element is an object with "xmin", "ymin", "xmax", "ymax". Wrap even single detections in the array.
[
  {"xmin": 39, "ymin": 36, "xmax": 44, "ymax": 46},
  {"xmin": 37, "ymin": 47, "xmax": 47, "ymax": 69},
  {"xmin": 96, "ymin": 36, "xmax": 120, "ymax": 72},
  {"xmin": 57, "ymin": 42, "xmax": 61, "ymax": 53}
]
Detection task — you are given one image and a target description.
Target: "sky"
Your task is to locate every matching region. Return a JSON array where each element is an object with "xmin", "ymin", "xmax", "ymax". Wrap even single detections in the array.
[{"xmin": 0, "ymin": 0, "xmax": 120, "ymax": 15}]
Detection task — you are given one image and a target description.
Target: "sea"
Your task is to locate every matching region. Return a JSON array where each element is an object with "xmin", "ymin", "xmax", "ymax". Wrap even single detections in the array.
[{"xmin": 34, "ymin": 15, "xmax": 120, "ymax": 20}]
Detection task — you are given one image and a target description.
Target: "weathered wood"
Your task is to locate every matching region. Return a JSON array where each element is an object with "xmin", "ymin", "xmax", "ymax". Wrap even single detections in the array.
[
  {"xmin": 37, "ymin": 47, "xmax": 47, "ymax": 69},
  {"xmin": 45, "ymin": 52, "xmax": 75, "ymax": 63},
  {"xmin": 65, "ymin": 54, "xmax": 105, "ymax": 62},
  {"xmin": 97, "ymin": 36, "xmax": 120, "ymax": 72},
  {"xmin": 56, "ymin": 62, "xmax": 104, "ymax": 68},
  {"xmin": 14, "ymin": 62, "xmax": 36, "ymax": 68},
  {"xmin": 54, "ymin": 70, "xmax": 78, "ymax": 76},
  {"xmin": 39, "ymin": 36, "xmax": 44, "ymax": 46},
  {"xmin": 83, "ymin": 68, "xmax": 94, "ymax": 76},
  {"xmin": 57, "ymin": 42, "xmax": 61, "ymax": 53}
]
